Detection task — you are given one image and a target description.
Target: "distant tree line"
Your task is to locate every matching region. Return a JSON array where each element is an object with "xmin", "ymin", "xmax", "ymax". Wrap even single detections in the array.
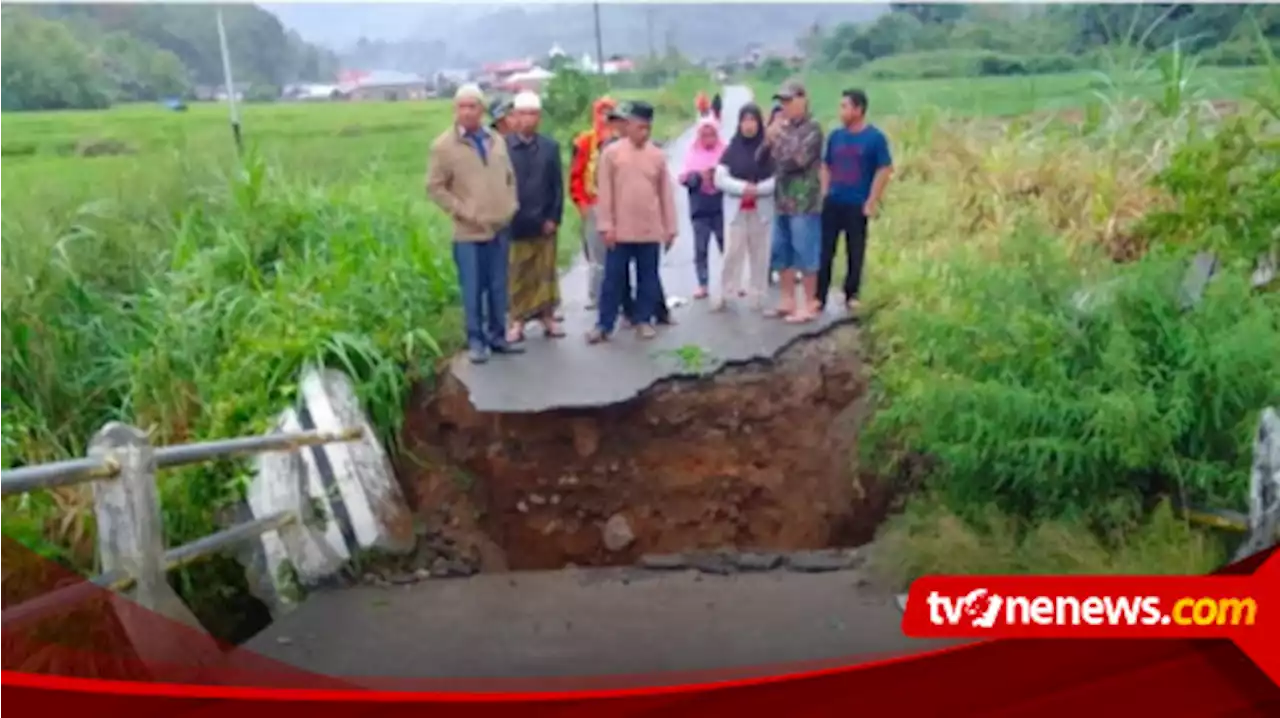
[
  {"xmin": 804, "ymin": 4, "xmax": 1280, "ymax": 79},
  {"xmin": 2, "ymin": 5, "xmax": 338, "ymax": 112}
]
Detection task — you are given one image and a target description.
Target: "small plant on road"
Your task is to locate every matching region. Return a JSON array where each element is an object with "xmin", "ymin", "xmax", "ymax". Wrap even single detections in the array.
[{"xmin": 655, "ymin": 344, "xmax": 715, "ymax": 373}]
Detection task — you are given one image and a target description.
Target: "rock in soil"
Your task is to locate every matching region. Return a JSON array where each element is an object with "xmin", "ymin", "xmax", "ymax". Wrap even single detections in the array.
[
  {"xmin": 603, "ymin": 514, "xmax": 636, "ymax": 552},
  {"xmin": 445, "ymin": 559, "xmax": 476, "ymax": 577},
  {"xmin": 786, "ymin": 549, "xmax": 860, "ymax": 573},
  {"xmin": 734, "ymin": 552, "xmax": 783, "ymax": 571},
  {"xmin": 687, "ymin": 552, "xmax": 736, "ymax": 575},
  {"xmin": 639, "ymin": 553, "xmax": 688, "ymax": 570}
]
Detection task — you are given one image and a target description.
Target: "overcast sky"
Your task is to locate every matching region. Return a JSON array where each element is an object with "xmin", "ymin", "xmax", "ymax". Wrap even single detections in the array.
[{"xmin": 262, "ymin": 3, "xmax": 505, "ymax": 47}]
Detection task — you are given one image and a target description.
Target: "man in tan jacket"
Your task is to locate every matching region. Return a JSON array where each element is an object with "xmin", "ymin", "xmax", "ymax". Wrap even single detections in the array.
[
  {"xmin": 587, "ymin": 101, "xmax": 678, "ymax": 343},
  {"xmin": 426, "ymin": 83, "xmax": 523, "ymax": 364}
]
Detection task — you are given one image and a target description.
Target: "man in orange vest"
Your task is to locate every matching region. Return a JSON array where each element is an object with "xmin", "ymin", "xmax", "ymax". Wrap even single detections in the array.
[
  {"xmin": 569, "ymin": 96, "xmax": 624, "ymax": 309},
  {"xmin": 695, "ymin": 90, "xmax": 710, "ymax": 118}
]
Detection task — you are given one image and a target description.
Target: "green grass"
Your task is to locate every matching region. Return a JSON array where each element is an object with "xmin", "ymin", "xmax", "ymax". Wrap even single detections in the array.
[
  {"xmin": 748, "ymin": 66, "xmax": 1268, "ymax": 121},
  {"xmin": 846, "ymin": 63, "xmax": 1280, "ymax": 582},
  {"xmin": 871, "ymin": 496, "xmax": 1228, "ymax": 586},
  {"xmin": 0, "ymin": 85, "xmax": 691, "ymax": 626}
]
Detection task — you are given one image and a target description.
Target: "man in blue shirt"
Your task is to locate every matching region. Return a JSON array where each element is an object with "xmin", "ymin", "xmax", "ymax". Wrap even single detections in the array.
[{"xmin": 818, "ymin": 89, "xmax": 894, "ymax": 313}]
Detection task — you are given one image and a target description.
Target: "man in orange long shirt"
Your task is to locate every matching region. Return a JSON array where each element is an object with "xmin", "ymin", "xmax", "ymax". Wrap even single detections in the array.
[{"xmin": 569, "ymin": 97, "xmax": 624, "ymax": 309}]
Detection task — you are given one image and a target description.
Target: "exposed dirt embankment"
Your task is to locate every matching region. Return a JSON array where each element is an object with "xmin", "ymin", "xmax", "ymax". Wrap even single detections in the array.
[{"xmin": 395, "ymin": 323, "xmax": 888, "ymax": 571}]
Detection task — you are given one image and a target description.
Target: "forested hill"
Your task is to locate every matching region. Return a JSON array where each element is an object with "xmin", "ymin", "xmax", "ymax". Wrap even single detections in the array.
[
  {"xmin": 808, "ymin": 4, "xmax": 1280, "ymax": 75},
  {"xmin": 2, "ymin": 4, "xmax": 337, "ymax": 111}
]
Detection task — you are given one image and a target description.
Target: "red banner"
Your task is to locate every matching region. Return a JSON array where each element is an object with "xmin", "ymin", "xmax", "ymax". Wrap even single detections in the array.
[{"xmin": 2, "ymin": 539, "xmax": 1278, "ymax": 715}]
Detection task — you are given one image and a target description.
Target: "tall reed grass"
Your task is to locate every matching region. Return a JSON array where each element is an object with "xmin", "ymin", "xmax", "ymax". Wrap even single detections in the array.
[{"xmin": 864, "ymin": 53, "xmax": 1279, "ymax": 582}]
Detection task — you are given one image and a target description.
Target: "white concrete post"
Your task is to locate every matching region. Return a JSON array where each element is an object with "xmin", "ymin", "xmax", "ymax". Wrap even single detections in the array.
[
  {"xmin": 88, "ymin": 422, "xmax": 220, "ymax": 675},
  {"xmin": 247, "ymin": 408, "xmax": 350, "ymax": 616},
  {"xmin": 300, "ymin": 368, "xmax": 415, "ymax": 554},
  {"xmin": 1237, "ymin": 408, "xmax": 1280, "ymax": 562}
]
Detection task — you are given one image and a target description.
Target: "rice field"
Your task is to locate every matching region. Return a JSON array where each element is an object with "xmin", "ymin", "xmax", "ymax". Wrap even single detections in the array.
[{"xmin": 750, "ymin": 65, "xmax": 1269, "ymax": 121}]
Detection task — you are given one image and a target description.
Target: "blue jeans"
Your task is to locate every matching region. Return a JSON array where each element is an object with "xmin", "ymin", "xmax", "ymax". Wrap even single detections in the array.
[
  {"xmin": 619, "ymin": 264, "xmax": 672, "ymax": 324},
  {"xmin": 598, "ymin": 243, "xmax": 661, "ymax": 333},
  {"xmin": 770, "ymin": 213, "xmax": 822, "ymax": 274},
  {"xmin": 452, "ymin": 232, "xmax": 510, "ymax": 350}
]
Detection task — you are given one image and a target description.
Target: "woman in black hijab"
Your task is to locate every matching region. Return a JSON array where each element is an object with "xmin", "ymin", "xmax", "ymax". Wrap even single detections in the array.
[{"xmin": 711, "ymin": 103, "xmax": 777, "ymax": 311}]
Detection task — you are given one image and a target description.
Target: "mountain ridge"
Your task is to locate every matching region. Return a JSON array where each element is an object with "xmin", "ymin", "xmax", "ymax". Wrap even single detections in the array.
[{"xmin": 267, "ymin": 3, "xmax": 889, "ymax": 71}]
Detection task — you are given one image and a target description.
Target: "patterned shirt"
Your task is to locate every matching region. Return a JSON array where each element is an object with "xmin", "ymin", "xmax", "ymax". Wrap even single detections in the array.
[{"xmin": 771, "ymin": 114, "xmax": 824, "ymax": 216}]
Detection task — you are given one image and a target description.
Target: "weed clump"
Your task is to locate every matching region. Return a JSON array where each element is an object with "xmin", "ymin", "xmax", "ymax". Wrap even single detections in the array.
[
  {"xmin": 858, "ymin": 87, "xmax": 1278, "ymax": 580},
  {"xmin": 863, "ymin": 227, "xmax": 1278, "ymax": 524},
  {"xmin": 2, "ymin": 155, "xmax": 458, "ymax": 586},
  {"xmin": 870, "ymin": 496, "xmax": 1226, "ymax": 587},
  {"xmin": 74, "ymin": 137, "xmax": 134, "ymax": 157}
]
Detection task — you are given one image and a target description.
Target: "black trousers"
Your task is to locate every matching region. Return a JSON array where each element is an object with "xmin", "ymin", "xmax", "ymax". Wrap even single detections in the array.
[{"xmin": 818, "ymin": 199, "xmax": 869, "ymax": 308}]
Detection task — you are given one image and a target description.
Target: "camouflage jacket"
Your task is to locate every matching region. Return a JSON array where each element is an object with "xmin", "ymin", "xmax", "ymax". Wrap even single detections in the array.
[{"xmin": 770, "ymin": 114, "xmax": 824, "ymax": 216}]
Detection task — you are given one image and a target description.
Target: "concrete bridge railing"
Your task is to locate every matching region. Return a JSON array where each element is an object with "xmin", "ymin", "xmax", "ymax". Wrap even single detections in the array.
[{"xmin": 1, "ymin": 367, "xmax": 415, "ymax": 658}]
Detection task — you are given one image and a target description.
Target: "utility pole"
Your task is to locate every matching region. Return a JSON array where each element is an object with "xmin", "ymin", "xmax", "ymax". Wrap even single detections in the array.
[
  {"xmin": 592, "ymin": 1, "xmax": 605, "ymax": 75},
  {"xmin": 646, "ymin": 9, "xmax": 656, "ymax": 59},
  {"xmin": 215, "ymin": 7, "xmax": 242, "ymax": 155}
]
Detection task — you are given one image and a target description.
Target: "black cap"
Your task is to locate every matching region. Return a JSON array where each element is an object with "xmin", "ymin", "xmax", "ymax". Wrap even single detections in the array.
[
  {"xmin": 488, "ymin": 97, "xmax": 513, "ymax": 128},
  {"xmin": 624, "ymin": 100, "xmax": 654, "ymax": 123}
]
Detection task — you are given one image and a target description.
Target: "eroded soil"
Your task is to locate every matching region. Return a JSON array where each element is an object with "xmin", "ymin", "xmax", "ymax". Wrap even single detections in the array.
[{"xmin": 394, "ymin": 323, "xmax": 889, "ymax": 571}]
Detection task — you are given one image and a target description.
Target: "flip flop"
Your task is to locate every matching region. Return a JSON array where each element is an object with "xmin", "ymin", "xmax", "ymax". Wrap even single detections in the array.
[
  {"xmin": 763, "ymin": 305, "xmax": 794, "ymax": 319},
  {"xmin": 543, "ymin": 322, "xmax": 567, "ymax": 338},
  {"xmin": 784, "ymin": 312, "xmax": 818, "ymax": 324}
]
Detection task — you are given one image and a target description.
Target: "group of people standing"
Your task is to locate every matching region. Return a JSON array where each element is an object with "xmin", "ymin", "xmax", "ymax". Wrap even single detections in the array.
[
  {"xmin": 425, "ymin": 78, "xmax": 893, "ymax": 363},
  {"xmin": 670, "ymin": 78, "xmax": 895, "ymax": 323},
  {"xmin": 425, "ymin": 85, "xmax": 559, "ymax": 363}
]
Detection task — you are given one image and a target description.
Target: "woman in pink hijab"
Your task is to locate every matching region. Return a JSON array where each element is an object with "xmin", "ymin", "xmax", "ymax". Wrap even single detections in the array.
[{"xmin": 679, "ymin": 118, "xmax": 726, "ymax": 299}]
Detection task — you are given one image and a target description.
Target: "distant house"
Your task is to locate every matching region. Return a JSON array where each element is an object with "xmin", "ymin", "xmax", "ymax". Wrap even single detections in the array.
[
  {"xmin": 741, "ymin": 43, "xmax": 766, "ymax": 70},
  {"xmin": 338, "ymin": 69, "xmax": 370, "ymax": 86},
  {"xmin": 768, "ymin": 46, "xmax": 807, "ymax": 69},
  {"xmin": 429, "ymin": 69, "xmax": 471, "ymax": 97},
  {"xmin": 499, "ymin": 67, "xmax": 556, "ymax": 93},
  {"xmin": 283, "ymin": 83, "xmax": 341, "ymax": 102},
  {"xmin": 478, "ymin": 59, "xmax": 537, "ymax": 89},
  {"xmin": 194, "ymin": 83, "xmax": 250, "ymax": 102},
  {"xmin": 742, "ymin": 44, "xmax": 804, "ymax": 71},
  {"xmin": 341, "ymin": 70, "xmax": 430, "ymax": 102},
  {"xmin": 577, "ymin": 53, "xmax": 636, "ymax": 75},
  {"xmin": 435, "ymin": 69, "xmax": 472, "ymax": 85}
]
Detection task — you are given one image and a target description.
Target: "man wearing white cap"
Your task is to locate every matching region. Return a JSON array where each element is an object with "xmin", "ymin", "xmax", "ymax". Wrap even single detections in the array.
[
  {"xmin": 503, "ymin": 91, "xmax": 565, "ymax": 342},
  {"xmin": 426, "ymin": 83, "xmax": 523, "ymax": 364}
]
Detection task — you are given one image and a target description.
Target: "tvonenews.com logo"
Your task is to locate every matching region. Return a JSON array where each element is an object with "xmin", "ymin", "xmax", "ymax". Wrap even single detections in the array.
[{"xmin": 925, "ymin": 588, "xmax": 1258, "ymax": 629}]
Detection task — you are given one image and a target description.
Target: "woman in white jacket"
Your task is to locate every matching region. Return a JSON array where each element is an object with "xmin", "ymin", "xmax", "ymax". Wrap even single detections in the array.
[{"xmin": 712, "ymin": 103, "xmax": 777, "ymax": 311}]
